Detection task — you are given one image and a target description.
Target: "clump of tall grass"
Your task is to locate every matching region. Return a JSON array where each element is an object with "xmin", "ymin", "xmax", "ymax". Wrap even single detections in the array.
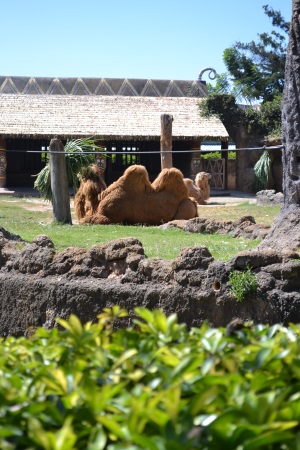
[{"xmin": 34, "ymin": 138, "xmax": 104, "ymax": 201}]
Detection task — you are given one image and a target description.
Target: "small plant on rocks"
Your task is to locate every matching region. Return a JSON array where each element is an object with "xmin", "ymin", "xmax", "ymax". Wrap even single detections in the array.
[{"xmin": 228, "ymin": 266, "xmax": 258, "ymax": 301}]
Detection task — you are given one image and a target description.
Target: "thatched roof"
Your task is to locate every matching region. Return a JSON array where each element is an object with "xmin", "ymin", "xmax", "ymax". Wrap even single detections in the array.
[{"xmin": 0, "ymin": 94, "xmax": 228, "ymax": 141}]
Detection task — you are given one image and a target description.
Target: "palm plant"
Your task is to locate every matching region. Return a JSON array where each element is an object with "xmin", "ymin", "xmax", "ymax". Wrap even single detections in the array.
[
  {"xmin": 34, "ymin": 138, "xmax": 104, "ymax": 201},
  {"xmin": 254, "ymin": 150, "xmax": 271, "ymax": 191}
]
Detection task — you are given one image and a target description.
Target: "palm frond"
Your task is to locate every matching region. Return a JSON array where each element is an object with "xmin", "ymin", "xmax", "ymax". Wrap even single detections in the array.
[
  {"xmin": 254, "ymin": 150, "xmax": 271, "ymax": 191},
  {"xmin": 33, "ymin": 138, "xmax": 105, "ymax": 201},
  {"xmin": 33, "ymin": 164, "xmax": 52, "ymax": 201}
]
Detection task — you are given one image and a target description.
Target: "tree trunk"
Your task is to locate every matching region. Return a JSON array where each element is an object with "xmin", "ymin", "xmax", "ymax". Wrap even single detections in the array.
[
  {"xmin": 258, "ymin": 0, "xmax": 300, "ymax": 253},
  {"xmin": 50, "ymin": 138, "xmax": 72, "ymax": 224},
  {"xmin": 281, "ymin": 0, "xmax": 300, "ymax": 207}
]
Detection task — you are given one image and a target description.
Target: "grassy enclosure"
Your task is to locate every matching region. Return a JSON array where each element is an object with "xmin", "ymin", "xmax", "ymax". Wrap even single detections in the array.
[{"xmin": 0, "ymin": 196, "xmax": 280, "ymax": 260}]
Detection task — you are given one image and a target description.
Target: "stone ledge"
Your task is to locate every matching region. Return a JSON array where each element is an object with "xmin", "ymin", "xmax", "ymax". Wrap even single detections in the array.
[{"xmin": 1, "ymin": 230, "xmax": 300, "ymax": 336}]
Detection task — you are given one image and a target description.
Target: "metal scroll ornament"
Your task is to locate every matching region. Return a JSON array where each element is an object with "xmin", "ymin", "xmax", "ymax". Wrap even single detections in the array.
[{"xmin": 198, "ymin": 68, "xmax": 217, "ymax": 81}]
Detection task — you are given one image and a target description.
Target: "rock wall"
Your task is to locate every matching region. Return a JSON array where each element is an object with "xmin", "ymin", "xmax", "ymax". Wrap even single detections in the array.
[{"xmin": 1, "ymin": 227, "xmax": 300, "ymax": 337}]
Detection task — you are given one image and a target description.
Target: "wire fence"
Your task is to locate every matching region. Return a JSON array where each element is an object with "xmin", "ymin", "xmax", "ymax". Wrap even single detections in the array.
[{"xmin": 1, "ymin": 145, "xmax": 284, "ymax": 155}]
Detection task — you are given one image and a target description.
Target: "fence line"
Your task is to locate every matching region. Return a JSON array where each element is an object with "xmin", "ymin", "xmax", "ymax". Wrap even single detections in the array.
[{"xmin": 3, "ymin": 145, "xmax": 284, "ymax": 155}]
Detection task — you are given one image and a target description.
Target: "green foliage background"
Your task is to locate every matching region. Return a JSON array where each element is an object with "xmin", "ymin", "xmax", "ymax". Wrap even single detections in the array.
[
  {"xmin": 200, "ymin": 6, "xmax": 288, "ymax": 139},
  {"xmin": 1, "ymin": 308, "xmax": 300, "ymax": 449},
  {"xmin": 222, "ymin": 5, "xmax": 288, "ymax": 104},
  {"xmin": 199, "ymin": 94, "xmax": 282, "ymax": 138}
]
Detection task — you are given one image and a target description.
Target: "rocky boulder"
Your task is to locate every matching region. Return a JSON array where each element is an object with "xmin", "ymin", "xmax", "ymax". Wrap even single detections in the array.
[
  {"xmin": 256, "ymin": 190, "xmax": 284, "ymax": 206},
  {"xmin": 258, "ymin": 206, "xmax": 300, "ymax": 253},
  {"xmin": 161, "ymin": 215, "xmax": 271, "ymax": 240}
]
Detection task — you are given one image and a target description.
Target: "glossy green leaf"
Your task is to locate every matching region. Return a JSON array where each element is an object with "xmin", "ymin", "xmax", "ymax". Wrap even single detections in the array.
[
  {"xmin": 2, "ymin": 310, "xmax": 300, "ymax": 448},
  {"xmin": 134, "ymin": 307, "xmax": 155, "ymax": 324},
  {"xmin": 0, "ymin": 425, "xmax": 23, "ymax": 437},
  {"xmin": 244, "ymin": 429, "xmax": 295, "ymax": 450},
  {"xmin": 97, "ymin": 416, "xmax": 125, "ymax": 440}
]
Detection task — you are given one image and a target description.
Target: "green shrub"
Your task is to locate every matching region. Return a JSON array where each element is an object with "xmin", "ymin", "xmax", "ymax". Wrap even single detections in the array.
[
  {"xmin": 201, "ymin": 151, "xmax": 222, "ymax": 159},
  {"xmin": 1, "ymin": 308, "xmax": 300, "ymax": 448},
  {"xmin": 259, "ymin": 95, "xmax": 283, "ymax": 137},
  {"xmin": 228, "ymin": 267, "xmax": 258, "ymax": 301},
  {"xmin": 199, "ymin": 93, "xmax": 243, "ymax": 127},
  {"xmin": 200, "ymin": 151, "xmax": 236, "ymax": 160}
]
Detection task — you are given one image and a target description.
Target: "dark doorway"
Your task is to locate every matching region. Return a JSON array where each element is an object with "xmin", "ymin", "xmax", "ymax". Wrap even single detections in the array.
[
  {"xmin": 6, "ymin": 139, "xmax": 49, "ymax": 187},
  {"xmin": 104, "ymin": 141, "xmax": 161, "ymax": 184}
]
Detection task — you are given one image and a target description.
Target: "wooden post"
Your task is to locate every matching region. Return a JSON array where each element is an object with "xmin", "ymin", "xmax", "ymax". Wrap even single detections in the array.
[
  {"xmin": 160, "ymin": 114, "xmax": 173, "ymax": 169},
  {"xmin": 0, "ymin": 139, "xmax": 7, "ymax": 188},
  {"xmin": 49, "ymin": 137, "xmax": 72, "ymax": 224}
]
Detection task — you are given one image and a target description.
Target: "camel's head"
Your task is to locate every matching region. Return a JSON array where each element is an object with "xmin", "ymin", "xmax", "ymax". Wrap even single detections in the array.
[
  {"xmin": 78, "ymin": 164, "xmax": 103, "ymax": 182},
  {"xmin": 195, "ymin": 171, "xmax": 211, "ymax": 181},
  {"xmin": 195, "ymin": 172, "xmax": 211, "ymax": 186}
]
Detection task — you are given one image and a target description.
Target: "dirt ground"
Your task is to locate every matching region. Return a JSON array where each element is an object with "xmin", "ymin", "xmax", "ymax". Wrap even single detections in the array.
[{"xmin": 0, "ymin": 196, "xmax": 75, "ymax": 212}]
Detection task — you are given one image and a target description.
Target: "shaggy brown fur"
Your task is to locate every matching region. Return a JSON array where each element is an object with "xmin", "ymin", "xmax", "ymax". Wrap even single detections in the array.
[
  {"xmin": 74, "ymin": 164, "xmax": 107, "ymax": 221},
  {"xmin": 81, "ymin": 165, "xmax": 198, "ymax": 225},
  {"xmin": 183, "ymin": 178, "xmax": 203, "ymax": 204},
  {"xmin": 152, "ymin": 167, "xmax": 189, "ymax": 197},
  {"xmin": 183, "ymin": 172, "xmax": 211, "ymax": 205}
]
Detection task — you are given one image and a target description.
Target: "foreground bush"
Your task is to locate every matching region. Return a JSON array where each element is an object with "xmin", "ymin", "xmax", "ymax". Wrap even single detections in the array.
[{"xmin": 1, "ymin": 307, "xmax": 300, "ymax": 449}]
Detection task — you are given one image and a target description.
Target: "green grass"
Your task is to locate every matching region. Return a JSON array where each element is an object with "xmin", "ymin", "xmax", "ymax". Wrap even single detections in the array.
[
  {"xmin": 0, "ymin": 196, "xmax": 279, "ymax": 261},
  {"xmin": 200, "ymin": 202, "xmax": 280, "ymax": 225}
]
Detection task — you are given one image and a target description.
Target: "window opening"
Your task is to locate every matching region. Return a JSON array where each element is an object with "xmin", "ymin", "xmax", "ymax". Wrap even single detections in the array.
[
  {"xmin": 41, "ymin": 145, "xmax": 49, "ymax": 164},
  {"xmin": 110, "ymin": 143, "xmax": 140, "ymax": 169},
  {"xmin": 111, "ymin": 146, "xmax": 117, "ymax": 164}
]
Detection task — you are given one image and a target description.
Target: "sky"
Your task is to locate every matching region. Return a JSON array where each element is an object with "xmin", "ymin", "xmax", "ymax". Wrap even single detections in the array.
[{"xmin": 1, "ymin": 0, "xmax": 292, "ymax": 83}]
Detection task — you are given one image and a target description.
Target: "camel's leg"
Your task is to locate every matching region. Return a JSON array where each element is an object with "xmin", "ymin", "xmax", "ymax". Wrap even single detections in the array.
[
  {"xmin": 90, "ymin": 214, "xmax": 114, "ymax": 225},
  {"xmin": 79, "ymin": 214, "xmax": 113, "ymax": 225},
  {"xmin": 74, "ymin": 193, "xmax": 86, "ymax": 221}
]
